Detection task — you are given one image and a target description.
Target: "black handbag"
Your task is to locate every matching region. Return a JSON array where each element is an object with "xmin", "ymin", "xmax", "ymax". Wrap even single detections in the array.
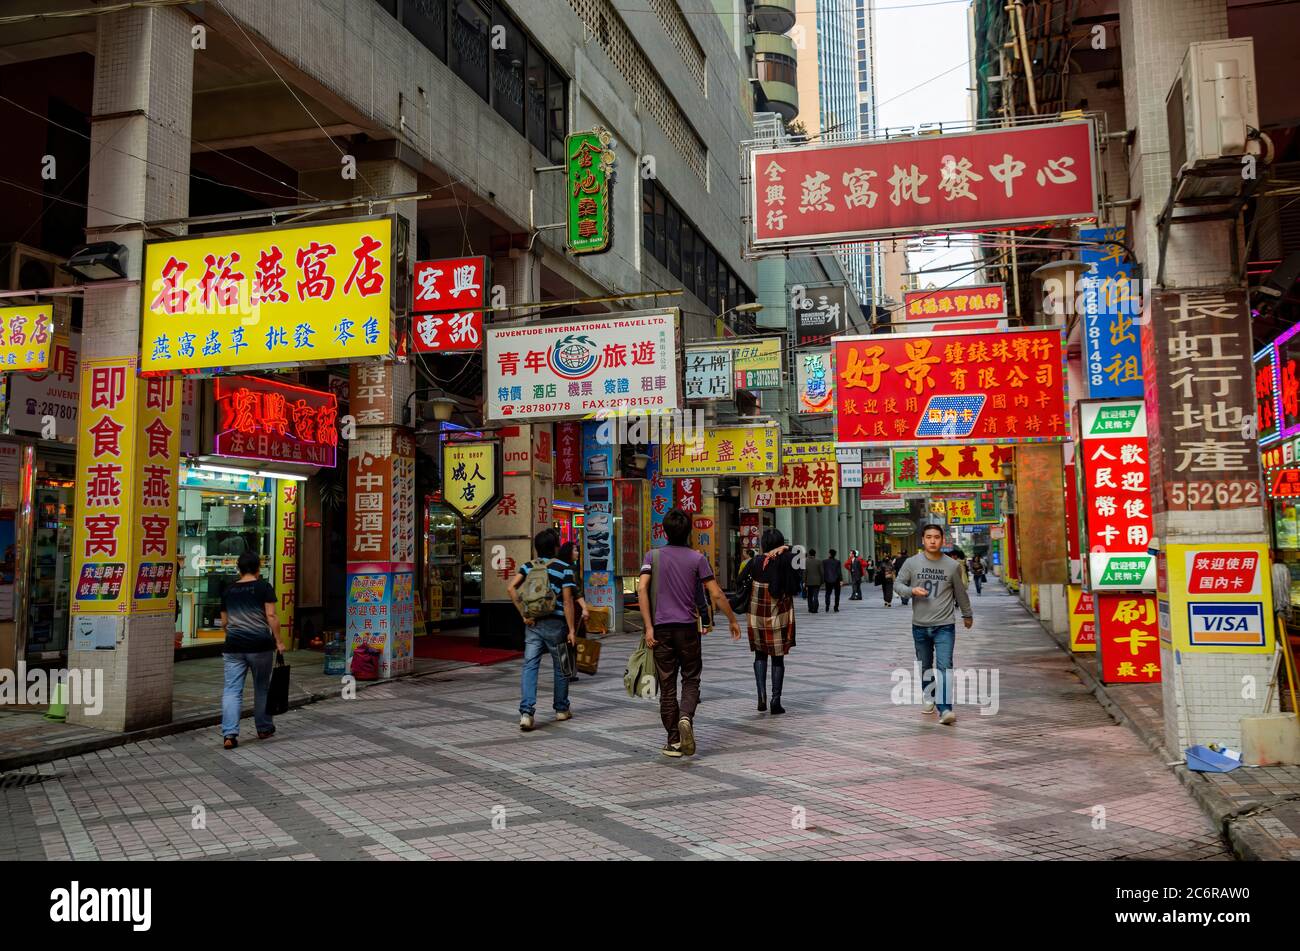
[
  {"xmin": 558, "ymin": 640, "xmax": 578, "ymax": 680},
  {"xmin": 269, "ymin": 651, "xmax": 291, "ymax": 716}
]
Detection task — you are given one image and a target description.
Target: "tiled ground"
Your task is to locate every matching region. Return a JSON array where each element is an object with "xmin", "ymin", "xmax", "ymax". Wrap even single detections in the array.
[{"xmin": 0, "ymin": 581, "xmax": 1233, "ymax": 860}]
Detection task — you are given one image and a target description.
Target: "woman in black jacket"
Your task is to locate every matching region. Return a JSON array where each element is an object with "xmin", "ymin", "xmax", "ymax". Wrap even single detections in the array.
[{"xmin": 746, "ymin": 529, "xmax": 802, "ymax": 714}]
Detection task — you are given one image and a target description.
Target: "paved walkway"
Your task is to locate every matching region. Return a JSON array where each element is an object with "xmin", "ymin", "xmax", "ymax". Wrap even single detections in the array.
[{"xmin": 0, "ymin": 581, "xmax": 1232, "ymax": 860}]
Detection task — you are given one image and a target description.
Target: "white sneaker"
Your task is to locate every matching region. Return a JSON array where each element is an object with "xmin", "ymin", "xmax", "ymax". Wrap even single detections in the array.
[
  {"xmin": 939, "ymin": 710, "xmax": 956, "ymax": 726},
  {"xmin": 555, "ymin": 710, "xmax": 572, "ymax": 722},
  {"xmin": 519, "ymin": 714, "xmax": 535, "ymax": 731},
  {"xmin": 922, "ymin": 700, "xmax": 936, "ymax": 714}
]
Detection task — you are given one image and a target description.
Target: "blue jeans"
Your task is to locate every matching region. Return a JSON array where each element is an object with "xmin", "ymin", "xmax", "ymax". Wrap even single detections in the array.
[
  {"xmin": 519, "ymin": 616, "xmax": 571, "ymax": 716},
  {"xmin": 912, "ymin": 624, "xmax": 956, "ymax": 714},
  {"xmin": 222, "ymin": 650, "xmax": 275, "ymax": 737}
]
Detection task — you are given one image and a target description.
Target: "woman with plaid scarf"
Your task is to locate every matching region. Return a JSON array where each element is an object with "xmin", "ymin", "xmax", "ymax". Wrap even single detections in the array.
[{"xmin": 745, "ymin": 528, "xmax": 802, "ymax": 715}]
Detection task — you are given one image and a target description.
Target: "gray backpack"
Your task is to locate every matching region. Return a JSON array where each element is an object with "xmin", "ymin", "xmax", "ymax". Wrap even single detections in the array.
[{"xmin": 519, "ymin": 559, "xmax": 557, "ymax": 619}]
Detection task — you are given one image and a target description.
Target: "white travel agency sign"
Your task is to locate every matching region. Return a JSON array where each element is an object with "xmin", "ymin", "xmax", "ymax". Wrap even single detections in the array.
[{"xmin": 485, "ymin": 312, "xmax": 679, "ymax": 421}]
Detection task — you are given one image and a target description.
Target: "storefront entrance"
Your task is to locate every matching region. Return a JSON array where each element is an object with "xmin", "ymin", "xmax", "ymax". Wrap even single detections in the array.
[{"xmin": 25, "ymin": 450, "xmax": 77, "ymax": 661}]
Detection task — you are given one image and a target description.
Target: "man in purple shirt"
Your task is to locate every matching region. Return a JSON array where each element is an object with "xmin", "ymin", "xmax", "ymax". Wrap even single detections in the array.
[{"xmin": 638, "ymin": 508, "xmax": 741, "ymax": 759}]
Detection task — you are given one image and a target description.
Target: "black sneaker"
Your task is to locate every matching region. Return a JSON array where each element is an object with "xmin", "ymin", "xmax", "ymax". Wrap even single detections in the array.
[{"xmin": 661, "ymin": 742, "xmax": 684, "ymax": 758}]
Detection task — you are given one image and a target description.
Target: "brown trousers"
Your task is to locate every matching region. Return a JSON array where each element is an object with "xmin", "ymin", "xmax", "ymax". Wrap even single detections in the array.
[{"xmin": 652, "ymin": 623, "xmax": 702, "ymax": 742}]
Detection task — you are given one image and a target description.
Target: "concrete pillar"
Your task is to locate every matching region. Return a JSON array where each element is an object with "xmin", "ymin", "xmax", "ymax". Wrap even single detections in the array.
[
  {"xmin": 66, "ymin": 7, "xmax": 194, "ymax": 731},
  {"xmin": 1120, "ymin": 0, "xmax": 1273, "ymax": 752}
]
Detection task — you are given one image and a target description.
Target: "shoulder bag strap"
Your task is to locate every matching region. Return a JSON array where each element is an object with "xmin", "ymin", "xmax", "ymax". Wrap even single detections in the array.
[{"xmin": 648, "ymin": 549, "xmax": 659, "ymax": 626}]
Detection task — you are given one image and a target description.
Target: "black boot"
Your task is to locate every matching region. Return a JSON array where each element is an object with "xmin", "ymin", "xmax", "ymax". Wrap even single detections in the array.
[
  {"xmin": 769, "ymin": 658, "xmax": 786, "ymax": 715},
  {"xmin": 754, "ymin": 655, "xmax": 768, "ymax": 712}
]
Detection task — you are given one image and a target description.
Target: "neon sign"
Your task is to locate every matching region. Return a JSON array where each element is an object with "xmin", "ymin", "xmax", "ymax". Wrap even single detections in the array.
[{"xmin": 213, "ymin": 375, "xmax": 338, "ymax": 467}]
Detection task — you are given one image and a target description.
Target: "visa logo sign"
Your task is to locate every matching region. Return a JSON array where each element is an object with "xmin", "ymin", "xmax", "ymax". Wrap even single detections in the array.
[{"xmin": 1187, "ymin": 603, "xmax": 1266, "ymax": 647}]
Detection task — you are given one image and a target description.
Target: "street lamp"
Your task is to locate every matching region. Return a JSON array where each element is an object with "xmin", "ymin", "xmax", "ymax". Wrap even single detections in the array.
[{"xmin": 62, "ymin": 242, "xmax": 128, "ymax": 282}]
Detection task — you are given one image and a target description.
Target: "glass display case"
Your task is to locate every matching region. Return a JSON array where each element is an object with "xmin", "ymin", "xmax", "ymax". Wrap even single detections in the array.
[
  {"xmin": 26, "ymin": 466, "xmax": 75, "ymax": 658},
  {"xmin": 426, "ymin": 507, "xmax": 462, "ymax": 619},
  {"xmin": 461, "ymin": 523, "xmax": 482, "ymax": 615},
  {"xmin": 176, "ymin": 474, "xmax": 274, "ymax": 645}
]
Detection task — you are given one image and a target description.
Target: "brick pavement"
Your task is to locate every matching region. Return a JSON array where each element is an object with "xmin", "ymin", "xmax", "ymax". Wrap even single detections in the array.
[{"xmin": 0, "ymin": 580, "xmax": 1233, "ymax": 860}]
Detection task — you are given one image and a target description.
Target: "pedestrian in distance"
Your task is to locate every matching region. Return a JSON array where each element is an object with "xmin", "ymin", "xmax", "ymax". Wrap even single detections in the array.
[
  {"xmin": 220, "ymin": 552, "xmax": 286, "ymax": 750},
  {"xmin": 637, "ymin": 508, "xmax": 741, "ymax": 759},
  {"xmin": 894, "ymin": 553, "xmax": 910, "ymax": 606},
  {"xmin": 875, "ymin": 554, "xmax": 896, "ymax": 606},
  {"xmin": 509, "ymin": 528, "xmax": 577, "ymax": 731},
  {"xmin": 822, "ymin": 549, "xmax": 844, "ymax": 612},
  {"xmin": 803, "ymin": 547, "xmax": 821, "ymax": 613},
  {"xmin": 846, "ymin": 549, "xmax": 865, "ymax": 600},
  {"xmin": 897, "ymin": 524, "xmax": 974, "ymax": 726},
  {"xmin": 747, "ymin": 528, "xmax": 801, "ymax": 715},
  {"xmin": 969, "ymin": 554, "xmax": 986, "ymax": 595},
  {"xmin": 557, "ymin": 540, "xmax": 591, "ymax": 633}
]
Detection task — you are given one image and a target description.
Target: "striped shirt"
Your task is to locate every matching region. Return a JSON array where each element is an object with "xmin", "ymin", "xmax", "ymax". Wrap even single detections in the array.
[{"xmin": 517, "ymin": 558, "xmax": 576, "ymax": 618}]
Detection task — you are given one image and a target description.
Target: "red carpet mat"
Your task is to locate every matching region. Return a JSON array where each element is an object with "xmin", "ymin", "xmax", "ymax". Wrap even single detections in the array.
[{"xmin": 413, "ymin": 635, "xmax": 522, "ymax": 665}]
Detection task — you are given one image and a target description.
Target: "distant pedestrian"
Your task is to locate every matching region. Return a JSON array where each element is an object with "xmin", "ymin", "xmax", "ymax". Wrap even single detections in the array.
[
  {"xmin": 845, "ymin": 549, "xmax": 865, "ymax": 600},
  {"xmin": 558, "ymin": 540, "xmax": 591, "ymax": 632},
  {"xmin": 747, "ymin": 529, "xmax": 800, "ymax": 715},
  {"xmin": 220, "ymin": 552, "xmax": 285, "ymax": 750},
  {"xmin": 822, "ymin": 549, "xmax": 843, "ymax": 612},
  {"xmin": 894, "ymin": 553, "xmax": 910, "ymax": 606},
  {"xmin": 803, "ymin": 548, "xmax": 821, "ymax": 613},
  {"xmin": 638, "ymin": 508, "xmax": 741, "ymax": 758},
  {"xmin": 509, "ymin": 528, "xmax": 577, "ymax": 731},
  {"xmin": 897, "ymin": 525, "xmax": 974, "ymax": 726},
  {"xmin": 969, "ymin": 554, "xmax": 986, "ymax": 595},
  {"xmin": 875, "ymin": 554, "xmax": 896, "ymax": 606}
]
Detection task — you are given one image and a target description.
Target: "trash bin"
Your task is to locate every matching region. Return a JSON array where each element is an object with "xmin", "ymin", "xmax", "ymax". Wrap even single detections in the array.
[{"xmin": 323, "ymin": 630, "xmax": 347, "ymax": 675}]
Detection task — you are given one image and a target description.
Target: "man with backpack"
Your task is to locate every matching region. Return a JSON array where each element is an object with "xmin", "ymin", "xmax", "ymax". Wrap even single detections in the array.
[
  {"xmin": 637, "ymin": 508, "xmax": 741, "ymax": 758},
  {"xmin": 508, "ymin": 527, "xmax": 577, "ymax": 731}
]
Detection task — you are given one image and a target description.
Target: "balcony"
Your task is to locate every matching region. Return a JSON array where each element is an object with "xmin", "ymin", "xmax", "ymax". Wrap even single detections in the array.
[
  {"xmin": 753, "ymin": 32, "xmax": 799, "ymax": 122},
  {"xmin": 756, "ymin": 79, "xmax": 799, "ymax": 122},
  {"xmin": 751, "ymin": 0, "xmax": 796, "ymax": 35}
]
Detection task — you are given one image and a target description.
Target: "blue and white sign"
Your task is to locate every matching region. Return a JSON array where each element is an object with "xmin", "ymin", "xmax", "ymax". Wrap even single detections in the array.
[
  {"xmin": 1187, "ymin": 602, "xmax": 1266, "ymax": 648},
  {"xmin": 1080, "ymin": 226, "xmax": 1143, "ymax": 398}
]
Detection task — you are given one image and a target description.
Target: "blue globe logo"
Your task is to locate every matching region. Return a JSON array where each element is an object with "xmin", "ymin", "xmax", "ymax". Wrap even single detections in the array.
[{"xmin": 548, "ymin": 333, "xmax": 600, "ymax": 380}]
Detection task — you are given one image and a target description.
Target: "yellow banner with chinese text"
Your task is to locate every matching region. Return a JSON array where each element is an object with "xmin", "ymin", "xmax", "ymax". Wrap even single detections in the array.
[
  {"xmin": 914, "ymin": 444, "xmax": 1009, "ymax": 483},
  {"xmin": 745, "ymin": 452, "xmax": 839, "ymax": 508},
  {"xmin": 0, "ymin": 305, "xmax": 54, "ymax": 371},
  {"xmin": 659, "ymin": 423, "xmax": 781, "ymax": 477},
  {"xmin": 129, "ymin": 375, "xmax": 181, "ymax": 613}
]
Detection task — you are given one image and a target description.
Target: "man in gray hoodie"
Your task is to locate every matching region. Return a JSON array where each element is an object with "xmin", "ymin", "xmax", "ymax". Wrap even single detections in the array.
[{"xmin": 896, "ymin": 524, "xmax": 973, "ymax": 725}]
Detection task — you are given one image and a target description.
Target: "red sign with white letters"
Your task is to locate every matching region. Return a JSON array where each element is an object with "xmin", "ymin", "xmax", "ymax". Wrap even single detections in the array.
[
  {"xmin": 751, "ymin": 120, "xmax": 1097, "ymax": 248},
  {"xmin": 413, "ymin": 310, "xmax": 483, "ymax": 352},
  {"xmin": 675, "ymin": 477, "xmax": 703, "ymax": 515},
  {"xmin": 833, "ymin": 327, "xmax": 1067, "ymax": 446},
  {"xmin": 555, "ymin": 421, "xmax": 583, "ymax": 485},
  {"xmin": 214, "ymin": 375, "xmax": 338, "ymax": 468},
  {"xmin": 412, "ymin": 256, "xmax": 487, "ymax": 313},
  {"xmin": 1080, "ymin": 436, "xmax": 1153, "ymax": 554},
  {"xmin": 1187, "ymin": 551, "xmax": 1260, "ymax": 595}
]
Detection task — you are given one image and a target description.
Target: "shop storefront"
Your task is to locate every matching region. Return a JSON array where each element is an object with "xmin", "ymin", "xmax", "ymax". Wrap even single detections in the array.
[{"xmin": 424, "ymin": 498, "xmax": 483, "ymax": 621}]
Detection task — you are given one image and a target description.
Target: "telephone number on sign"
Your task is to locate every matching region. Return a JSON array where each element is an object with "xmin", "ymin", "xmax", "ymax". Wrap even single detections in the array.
[
  {"xmin": 32, "ymin": 402, "xmax": 77, "ymax": 420},
  {"xmin": 1168, "ymin": 480, "xmax": 1260, "ymax": 509},
  {"xmin": 504, "ymin": 401, "xmax": 573, "ymax": 415}
]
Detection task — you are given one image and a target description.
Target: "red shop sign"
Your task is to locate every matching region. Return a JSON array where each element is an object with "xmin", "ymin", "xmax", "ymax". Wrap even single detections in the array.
[
  {"xmin": 555, "ymin": 421, "xmax": 583, "ymax": 484},
  {"xmin": 833, "ymin": 326, "xmax": 1067, "ymax": 446},
  {"xmin": 214, "ymin": 375, "xmax": 339, "ymax": 467},
  {"xmin": 412, "ymin": 256, "xmax": 488, "ymax": 313},
  {"xmin": 675, "ymin": 477, "xmax": 703, "ymax": 515},
  {"xmin": 750, "ymin": 120, "xmax": 1097, "ymax": 249},
  {"xmin": 413, "ymin": 311, "xmax": 483, "ymax": 353},
  {"xmin": 1095, "ymin": 593, "xmax": 1161, "ymax": 684}
]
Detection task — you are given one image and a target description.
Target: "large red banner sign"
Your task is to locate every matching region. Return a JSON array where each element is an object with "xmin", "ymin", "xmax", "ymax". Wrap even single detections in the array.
[
  {"xmin": 1095, "ymin": 593, "xmax": 1162, "ymax": 684},
  {"xmin": 214, "ymin": 375, "xmax": 339, "ymax": 467},
  {"xmin": 751, "ymin": 120, "xmax": 1097, "ymax": 248},
  {"xmin": 833, "ymin": 327, "xmax": 1067, "ymax": 446}
]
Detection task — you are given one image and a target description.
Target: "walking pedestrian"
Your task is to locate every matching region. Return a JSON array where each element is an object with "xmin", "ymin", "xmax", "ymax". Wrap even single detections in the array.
[
  {"xmin": 846, "ymin": 549, "xmax": 865, "ymax": 600},
  {"xmin": 822, "ymin": 549, "xmax": 843, "ymax": 612},
  {"xmin": 558, "ymin": 540, "xmax": 591, "ymax": 632},
  {"xmin": 894, "ymin": 553, "xmax": 910, "ymax": 606},
  {"xmin": 969, "ymin": 554, "xmax": 986, "ymax": 595},
  {"xmin": 897, "ymin": 524, "xmax": 974, "ymax": 725},
  {"xmin": 803, "ymin": 548, "xmax": 821, "ymax": 613},
  {"xmin": 508, "ymin": 528, "xmax": 577, "ymax": 731},
  {"xmin": 875, "ymin": 554, "xmax": 896, "ymax": 606},
  {"xmin": 747, "ymin": 529, "xmax": 801, "ymax": 715},
  {"xmin": 637, "ymin": 508, "xmax": 741, "ymax": 758},
  {"xmin": 220, "ymin": 552, "xmax": 285, "ymax": 749}
]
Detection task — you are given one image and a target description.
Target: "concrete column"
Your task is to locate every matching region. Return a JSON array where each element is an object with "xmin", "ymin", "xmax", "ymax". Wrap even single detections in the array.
[
  {"xmin": 66, "ymin": 7, "xmax": 194, "ymax": 731},
  {"xmin": 1120, "ymin": 0, "xmax": 1272, "ymax": 752}
]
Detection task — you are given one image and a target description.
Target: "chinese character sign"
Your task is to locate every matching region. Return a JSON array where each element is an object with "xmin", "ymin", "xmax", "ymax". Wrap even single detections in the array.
[
  {"xmin": 413, "ymin": 310, "xmax": 483, "ymax": 353},
  {"xmin": 1078, "ymin": 401, "xmax": 1155, "ymax": 591},
  {"xmin": 1254, "ymin": 344, "xmax": 1281, "ymax": 446},
  {"xmin": 902, "ymin": 285, "xmax": 1007, "ymax": 332},
  {"xmin": 834, "ymin": 327, "xmax": 1067, "ymax": 446},
  {"xmin": 659, "ymin": 423, "xmax": 781, "ymax": 478},
  {"xmin": 130, "ymin": 375, "xmax": 180, "ymax": 613},
  {"xmin": 888, "ymin": 448, "xmax": 986, "ymax": 493},
  {"xmin": 839, "ymin": 462, "xmax": 863, "ymax": 488},
  {"xmin": 413, "ymin": 256, "xmax": 487, "ymax": 313},
  {"xmin": 485, "ymin": 312, "xmax": 678, "ymax": 420},
  {"xmin": 140, "ymin": 217, "xmax": 393, "ymax": 373},
  {"xmin": 751, "ymin": 120, "xmax": 1097, "ymax": 249},
  {"xmin": 555, "ymin": 421, "xmax": 583, "ymax": 484},
  {"xmin": 796, "ymin": 349, "xmax": 834, "ymax": 414},
  {"xmin": 646, "ymin": 447, "xmax": 674, "ymax": 548},
  {"xmin": 745, "ymin": 452, "xmax": 839, "ymax": 508},
  {"xmin": 1142, "ymin": 288, "xmax": 1261, "ymax": 513},
  {"xmin": 71, "ymin": 359, "xmax": 137, "ymax": 614},
  {"xmin": 6, "ymin": 331, "xmax": 80, "ymax": 438},
  {"xmin": 1096, "ymin": 594, "xmax": 1161, "ymax": 684},
  {"xmin": 794, "ymin": 287, "xmax": 848, "ymax": 347},
  {"xmin": 1271, "ymin": 320, "xmax": 1300, "ymax": 442},
  {"xmin": 566, "ymin": 129, "xmax": 614, "ymax": 255},
  {"xmin": 391, "ymin": 431, "xmax": 416, "ymax": 564},
  {"xmin": 275, "ymin": 481, "xmax": 299, "ymax": 646},
  {"xmin": 442, "ymin": 442, "xmax": 498, "ymax": 521},
  {"xmin": 728, "ymin": 338, "xmax": 783, "ymax": 390},
  {"xmin": 675, "ymin": 476, "xmax": 703, "ymax": 516},
  {"xmin": 0, "ymin": 305, "xmax": 53, "ymax": 371},
  {"xmin": 913, "ymin": 444, "xmax": 1009, "ymax": 483},
  {"xmin": 1068, "ymin": 585, "xmax": 1096, "ymax": 652},
  {"xmin": 348, "ymin": 450, "xmax": 393, "ymax": 563},
  {"xmin": 1079, "ymin": 226, "xmax": 1142, "ymax": 399},
  {"xmin": 683, "ymin": 348, "xmax": 735, "ymax": 401},
  {"xmin": 1159, "ymin": 543, "xmax": 1275, "ymax": 655},
  {"xmin": 859, "ymin": 458, "xmax": 903, "ymax": 503},
  {"xmin": 214, "ymin": 376, "xmax": 338, "ymax": 468},
  {"xmin": 618, "ymin": 480, "xmax": 646, "ymax": 575}
]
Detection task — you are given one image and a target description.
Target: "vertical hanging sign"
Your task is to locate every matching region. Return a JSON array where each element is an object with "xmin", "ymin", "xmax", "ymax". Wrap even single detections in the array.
[
  {"xmin": 275, "ymin": 481, "xmax": 299, "ymax": 647},
  {"xmin": 565, "ymin": 128, "xmax": 615, "ymax": 256},
  {"xmin": 131, "ymin": 376, "xmax": 180, "ymax": 613}
]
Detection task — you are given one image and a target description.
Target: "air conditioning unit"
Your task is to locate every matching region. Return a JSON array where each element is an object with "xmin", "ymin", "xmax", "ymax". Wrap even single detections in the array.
[{"xmin": 1166, "ymin": 38, "xmax": 1260, "ymax": 177}]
